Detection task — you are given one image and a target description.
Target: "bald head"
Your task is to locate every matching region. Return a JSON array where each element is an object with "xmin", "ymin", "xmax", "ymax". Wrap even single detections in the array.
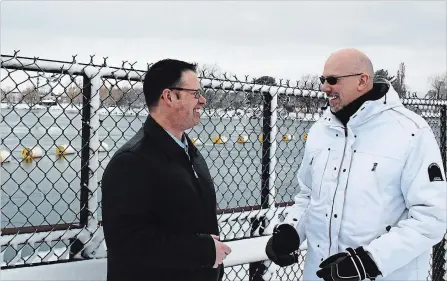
[
  {"xmin": 325, "ymin": 48, "xmax": 374, "ymax": 78},
  {"xmin": 321, "ymin": 48, "xmax": 375, "ymax": 112}
]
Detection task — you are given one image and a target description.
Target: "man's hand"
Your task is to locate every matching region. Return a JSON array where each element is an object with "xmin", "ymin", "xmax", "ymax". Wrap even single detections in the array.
[
  {"xmin": 211, "ymin": 234, "xmax": 231, "ymax": 268},
  {"xmin": 316, "ymin": 246, "xmax": 381, "ymax": 281},
  {"xmin": 265, "ymin": 224, "xmax": 300, "ymax": 267}
]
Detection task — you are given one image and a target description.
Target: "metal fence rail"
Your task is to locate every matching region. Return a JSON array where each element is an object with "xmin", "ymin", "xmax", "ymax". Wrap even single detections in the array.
[{"xmin": 1, "ymin": 53, "xmax": 446, "ymax": 281}]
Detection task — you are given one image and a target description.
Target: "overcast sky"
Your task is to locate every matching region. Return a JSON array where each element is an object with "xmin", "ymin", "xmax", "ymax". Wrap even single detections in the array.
[{"xmin": 1, "ymin": 0, "xmax": 446, "ymax": 94}]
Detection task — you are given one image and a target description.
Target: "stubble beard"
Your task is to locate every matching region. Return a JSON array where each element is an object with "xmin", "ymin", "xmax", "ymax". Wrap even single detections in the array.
[
  {"xmin": 328, "ymin": 93, "xmax": 344, "ymax": 113},
  {"xmin": 330, "ymin": 102, "xmax": 344, "ymax": 113}
]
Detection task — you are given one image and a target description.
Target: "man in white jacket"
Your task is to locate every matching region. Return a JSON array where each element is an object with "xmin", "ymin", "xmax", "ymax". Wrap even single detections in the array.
[{"xmin": 266, "ymin": 48, "xmax": 447, "ymax": 280}]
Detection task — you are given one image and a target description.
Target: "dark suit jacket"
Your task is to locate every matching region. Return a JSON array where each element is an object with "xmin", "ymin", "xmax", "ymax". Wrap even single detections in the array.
[{"xmin": 101, "ymin": 115, "xmax": 224, "ymax": 281}]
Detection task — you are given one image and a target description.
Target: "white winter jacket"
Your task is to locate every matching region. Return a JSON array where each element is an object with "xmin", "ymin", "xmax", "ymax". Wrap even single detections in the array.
[{"xmin": 286, "ymin": 83, "xmax": 447, "ymax": 280}]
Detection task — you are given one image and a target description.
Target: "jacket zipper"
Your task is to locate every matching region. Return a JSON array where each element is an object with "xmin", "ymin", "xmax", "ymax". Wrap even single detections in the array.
[
  {"xmin": 191, "ymin": 163, "xmax": 199, "ymax": 178},
  {"xmin": 328, "ymin": 126, "xmax": 348, "ymax": 256},
  {"xmin": 185, "ymin": 149, "xmax": 199, "ymax": 179}
]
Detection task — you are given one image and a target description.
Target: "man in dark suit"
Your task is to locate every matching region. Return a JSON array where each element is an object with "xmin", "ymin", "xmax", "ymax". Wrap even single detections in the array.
[{"xmin": 101, "ymin": 59, "xmax": 231, "ymax": 281}]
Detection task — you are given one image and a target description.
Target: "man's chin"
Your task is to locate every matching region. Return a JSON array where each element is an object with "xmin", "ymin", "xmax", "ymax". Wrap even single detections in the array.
[
  {"xmin": 193, "ymin": 117, "xmax": 201, "ymax": 126},
  {"xmin": 330, "ymin": 105, "xmax": 343, "ymax": 113}
]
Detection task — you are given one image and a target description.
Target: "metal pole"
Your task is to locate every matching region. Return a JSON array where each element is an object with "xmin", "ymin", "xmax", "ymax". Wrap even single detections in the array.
[
  {"xmin": 439, "ymin": 105, "xmax": 446, "ymax": 172},
  {"xmin": 432, "ymin": 104, "xmax": 446, "ymax": 281},
  {"xmin": 79, "ymin": 73, "xmax": 92, "ymax": 227},
  {"xmin": 82, "ymin": 71, "xmax": 101, "ymax": 257},
  {"xmin": 249, "ymin": 89, "xmax": 278, "ymax": 281},
  {"xmin": 70, "ymin": 74, "xmax": 92, "ymax": 259}
]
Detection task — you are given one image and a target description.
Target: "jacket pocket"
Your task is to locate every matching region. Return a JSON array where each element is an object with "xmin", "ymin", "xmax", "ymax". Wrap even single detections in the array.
[
  {"xmin": 371, "ymin": 162, "xmax": 384, "ymax": 203},
  {"xmin": 344, "ymin": 152, "xmax": 399, "ymax": 236},
  {"xmin": 309, "ymin": 149, "xmax": 331, "ymax": 201}
]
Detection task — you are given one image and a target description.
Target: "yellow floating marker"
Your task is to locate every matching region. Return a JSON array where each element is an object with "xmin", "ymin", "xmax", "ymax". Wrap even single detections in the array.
[
  {"xmin": 0, "ymin": 150, "xmax": 11, "ymax": 163},
  {"xmin": 282, "ymin": 134, "xmax": 293, "ymax": 141},
  {"xmin": 259, "ymin": 135, "xmax": 264, "ymax": 142},
  {"xmin": 212, "ymin": 135, "xmax": 228, "ymax": 144},
  {"xmin": 236, "ymin": 135, "xmax": 249, "ymax": 143},
  {"xmin": 21, "ymin": 146, "xmax": 43, "ymax": 160},
  {"xmin": 191, "ymin": 137, "xmax": 202, "ymax": 145},
  {"xmin": 55, "ymin": 144, "xmax": 75, "ymax": 156}
]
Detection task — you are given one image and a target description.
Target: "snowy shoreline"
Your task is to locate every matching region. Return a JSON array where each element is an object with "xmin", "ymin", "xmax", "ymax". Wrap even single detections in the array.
[{"xmin": 0, "ymin": 102, "xmax": 323, "ymax": 120}]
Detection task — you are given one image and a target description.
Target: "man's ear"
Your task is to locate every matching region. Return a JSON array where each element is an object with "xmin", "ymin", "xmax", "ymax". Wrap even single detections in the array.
[
  {"xmin": 358, "ymin": 74, "xmax": 370, "ymax": 91},
  {"xmin": 161, "ymin": 89, "xmax": 172, "ymax": 103}
]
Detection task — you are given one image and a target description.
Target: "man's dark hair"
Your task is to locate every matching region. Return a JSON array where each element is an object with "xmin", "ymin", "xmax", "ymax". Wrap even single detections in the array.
[{"xmin": 143, "ymin": 59, "xmax": 198, "ymax": 109}]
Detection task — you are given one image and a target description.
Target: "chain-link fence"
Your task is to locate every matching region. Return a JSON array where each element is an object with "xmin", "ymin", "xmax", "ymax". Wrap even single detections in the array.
[{"xmin": 1, "ymin": 52, "xmax": 446, "ymax": 281}]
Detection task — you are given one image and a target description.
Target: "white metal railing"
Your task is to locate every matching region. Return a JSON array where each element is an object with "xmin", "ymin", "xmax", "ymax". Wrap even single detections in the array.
[{"xmin": 0, "ymin": 204, "xmax": 301, "ymax": 266}]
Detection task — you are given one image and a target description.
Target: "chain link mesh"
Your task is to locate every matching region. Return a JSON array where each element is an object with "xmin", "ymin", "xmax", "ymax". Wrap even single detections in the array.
[{"xmin": 1, "ymin": 53, "xmax": 446, "ymax": 280}]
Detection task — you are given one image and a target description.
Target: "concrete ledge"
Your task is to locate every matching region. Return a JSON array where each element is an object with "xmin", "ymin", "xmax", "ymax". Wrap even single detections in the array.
[{"xmin": 2, "ymin": 259, "xmax": 107, "ymax": 281}]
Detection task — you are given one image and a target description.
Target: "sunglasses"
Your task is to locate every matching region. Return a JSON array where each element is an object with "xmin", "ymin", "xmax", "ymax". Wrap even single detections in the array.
[{"xmin": 319, "ymin": 73, "xmax": 363, "ymax": 85}]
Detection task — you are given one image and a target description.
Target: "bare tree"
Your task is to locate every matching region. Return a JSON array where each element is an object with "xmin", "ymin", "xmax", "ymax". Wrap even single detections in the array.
[
  {"xmin": 21, "ymin": 87, "xmax": 40, "ymax": 105},
  {"xmin": 119, "ymin": 86, "xmax": 145, "ymax": 108},
  {"xmin": 393, "ymin": 62, "xmax": 407, "ymax": 98},
  {"xmin": 2, "ymin": 87, "xmax": 19, "ymax": 104},
  {"xmin": 427, "ymin": 73, "xmax": 447, "ymax": 99},
  {"xmin": 293, "ymin": 74, "xmax": 322, "ymax": 113},
  {"xmin": 65, "ymin": 84, "xmax": 83, "ymax": 104},
  {"xmin": 374, "ymin": 69, "xmax": 396, "ymax": 82},
  {"xmin": 99, "ymin": 84, "xmax": 111, "ymax": 105},
  {"xmin": 298, "ymin": 74, "xmax": 320, "ymax": 90},
  {"xmin": 0, "ymin": 88, "xmax": 5, "ymax": 103},
  {"xmin": 198, "ymin": 63, "xmax": 225, "ymax": 79},
  {"xmin": 99, "ymin": 84, "xmax": 125, "ymax": 107},
  {"xmin": 376, "ymin": 64, "xmax": 407, "ymax": 98}
]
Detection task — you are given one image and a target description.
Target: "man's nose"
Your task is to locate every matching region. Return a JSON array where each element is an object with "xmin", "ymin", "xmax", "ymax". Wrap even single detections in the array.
[
  {"xmin": 198, "ymin": 94, "xmax": 206, "ymax": 105},
  {"xmin": 321, "ymin": 82, "xmax": 332, "ymax": 93}
]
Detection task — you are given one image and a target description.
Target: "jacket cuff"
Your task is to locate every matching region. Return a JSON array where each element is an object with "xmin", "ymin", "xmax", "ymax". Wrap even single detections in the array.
[
  {"xmin": 198, "ymin": 234, "xmax": 216, "ymax": 267},
  {"xmin": 363, "ymin": 245, "xmax": 384, "ymax": 277}
]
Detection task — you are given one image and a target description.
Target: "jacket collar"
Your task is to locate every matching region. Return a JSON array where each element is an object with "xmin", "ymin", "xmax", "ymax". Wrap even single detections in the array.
[
  {"xmin": 331, "ymin": 82, "xmax": 386, "ymax": 126},
  {"xmin": 321, "ymin": 79, "xmax": 402, "ymax": 128},
  {"xmin": 143, "ymin": 115, "xmax": 198, "ymax": 160}
]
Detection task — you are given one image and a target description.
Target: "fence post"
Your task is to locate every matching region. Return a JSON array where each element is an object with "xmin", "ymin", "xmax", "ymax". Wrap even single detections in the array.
[
  {"xmin": 432, "ymin": 104, "xmax": 446, "ymax": 281},
  {"xmin": 249, "ymin": 88, "xmax": 278, "ymax": 281},
  {"xmin": 69, "ymin": 73, "xmax": 92, "ymax": 259},
  {"xmin": 80, "ymin": 73, "xmax": 92, "ymax": 228},
  {"xmin": 70, "ymin": 71, "xmax": 101, "ymax": 258},
  {"xmin": 439, "ymin": 104, "xmax": 446, "ymax": 173}
]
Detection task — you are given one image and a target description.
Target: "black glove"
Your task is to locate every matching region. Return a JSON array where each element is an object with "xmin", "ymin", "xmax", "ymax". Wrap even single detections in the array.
[
  {"xmin": 316, "ymin": 246, "xmax": 382, "ymax": 281},
  {"xmin": 265, "ymin": 223, "xmax": 300, "ymax": 267}
]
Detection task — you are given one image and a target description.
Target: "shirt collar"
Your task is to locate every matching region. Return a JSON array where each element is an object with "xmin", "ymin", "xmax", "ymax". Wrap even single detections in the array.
[{"xmin": 164, "ymin": 129, "xmax": 188, "ymax": 152}]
